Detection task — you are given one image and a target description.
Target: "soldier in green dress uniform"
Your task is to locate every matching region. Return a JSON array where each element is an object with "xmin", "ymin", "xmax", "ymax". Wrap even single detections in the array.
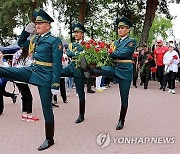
[
  {"xmin": 61, "ymin": 22, "xmax": 86, "ymax": 123},
  {"xmin": 0, "ymin": 8, "xmax": 63, "ymax": 151},
  {"xmin": 81, "ymin": 16, "xmax": 136, "ymax": 130}
]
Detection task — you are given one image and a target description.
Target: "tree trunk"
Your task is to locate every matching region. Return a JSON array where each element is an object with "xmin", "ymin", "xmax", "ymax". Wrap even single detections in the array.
[
  {"xmin": 70, "ymin": 14, "xmax": 73, "ymax": 42},
  {"xmin": 30, "ymin": 0, "xmax": 40, "ymax": 22},
  {"xmin": 140, "ymin": 0, "xmax": 158, "ymax": 46},
  {"xmin": 78, "ymin": 0, "xmax": 86, "ymax": 24}
]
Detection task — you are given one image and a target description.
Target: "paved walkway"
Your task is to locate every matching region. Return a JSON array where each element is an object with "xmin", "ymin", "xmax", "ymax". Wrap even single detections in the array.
[{"xmin": 0, "ymin": 80, "xmax": 180, "ymax": 154}]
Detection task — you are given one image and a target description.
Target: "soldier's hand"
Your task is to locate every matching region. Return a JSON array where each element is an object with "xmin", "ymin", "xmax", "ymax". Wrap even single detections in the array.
[
  {"xmin": 51, "ymin": 89, "xmax": 60, "ymax": 95},
  {"xmin": 25, "ymin": 22, "xmax": 35, "ymax": 33}
]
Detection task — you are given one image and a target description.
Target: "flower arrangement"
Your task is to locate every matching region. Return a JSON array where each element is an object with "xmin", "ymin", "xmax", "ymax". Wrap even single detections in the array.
[
  {"xmin": 76, "ymin": 39, "xmax": 115, "ymax": 68},
  {"xmin": 172, "ymin": 55, "xmax": 178, "ymax": 60}
]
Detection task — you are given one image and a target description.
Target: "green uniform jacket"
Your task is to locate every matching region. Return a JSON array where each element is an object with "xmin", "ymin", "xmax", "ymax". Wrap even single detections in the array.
[
  {"xmin": 66, "ymin": 42, "xmax": 84, "ymax": 77},
  {"xmin": 18, "ymin": 30, "xmax": 63, "ymax": 90},
  {"xmin": 107, "ymin": 37, "xmax": 136, "ymax": 80}
]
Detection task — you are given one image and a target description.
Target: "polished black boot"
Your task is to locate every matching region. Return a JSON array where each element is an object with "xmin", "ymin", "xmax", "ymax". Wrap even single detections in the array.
[
  {"xmin": 75, "ymin": 101, "xmax": 85, "ymax": 123},
  {"xmin": 92, "ymin": 67, "xmax": 103, "ymax": 77},
  {"xmin": 116, "ymin": 106, "xmax": 128, "ymax": 130},
  {"xmin": 38, "ymin": 122, "xmax": 54, "ymax": 151}
]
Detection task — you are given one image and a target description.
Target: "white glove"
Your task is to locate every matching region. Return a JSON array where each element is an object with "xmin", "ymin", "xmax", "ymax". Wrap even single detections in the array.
[
  {"xmin": 25, "ymin": 22, "xmax": 35, "ymax": 33},
  {"xmin": 51, "ymin": 89, "xmax": 60, "ymax": 95}
]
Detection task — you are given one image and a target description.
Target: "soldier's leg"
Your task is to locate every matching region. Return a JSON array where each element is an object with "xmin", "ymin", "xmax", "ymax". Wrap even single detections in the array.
[
  {"xmin": 74, "ymin": 77, "xmax": 86, "ymax": 123},
  {"xmin": 0, "ymin": 67, "xmax": 31, "ymax": 83},
  {"xmin": 61, "ymin": 66, "xmax": 72, "ymax": 77},
  {"xmin": 102, "ymin": 66, "xmax": 116, "ymax": 78},
  {"xmin": 116, "ymin": 79, "xmax": 131, "ymax": 130},
  {"xmin": 37, "ymin": 86, "xmax": 54, "ymax": 151}
]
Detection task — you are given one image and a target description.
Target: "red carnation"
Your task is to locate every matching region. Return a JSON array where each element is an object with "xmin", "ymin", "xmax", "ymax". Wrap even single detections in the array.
[
  {"xmin": 108, "ymin": 48, "xmax": 113, "ymax": 54},
  {"xmin": 85, "ymin": 44, "xmax": 91, "ymax": 49},
  {"xmin": 62, "ymin": 57, "xmax": 65, "ymax": 62},
  {"xmin": 173, "ymin": 55, "xmax": 178, "ymax": 60},
  {"xmin": 81, "ymin": 41, "xmax": 86, "ymax": 45},
  {"xmin": 99, "ymin": 42, "xmax": 105, "ymax": 49},
  {"xmin": 106, "ymin": 43, "xmax": 110, "ymax": 48},
  {"xmin": 151, "ymin": 67, "xmax": 157, "ymax": 72},
  {"xmin": 147, "ymin": 54, "xmax": 153, "ymax": 60},
  {"xmin": 88, "ymin": 39, "xmax": 94, "ymax": 44},
  {"xmin": 93, "ymin": 41, "xmax": 98, "ymax": 46},
  {"xmin": 133, "ymin": 53, "xmax": 138, "ymax": 58},
  {"xmin": 95, "ymin": 48, "xmax": 100, "ymax": 52}
]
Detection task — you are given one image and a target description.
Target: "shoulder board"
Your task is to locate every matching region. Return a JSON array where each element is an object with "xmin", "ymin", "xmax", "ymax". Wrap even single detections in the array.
[
  {"xmin": 111, "ymin": 41, "xmax": 116, "ymax": 52},
  {"xmin": 68, "ymin": 43, "xmax": 73, "ymax": 51},
  {"xmin": 29, "ymin": 36, "xmax": 36, "ymax": 54}
]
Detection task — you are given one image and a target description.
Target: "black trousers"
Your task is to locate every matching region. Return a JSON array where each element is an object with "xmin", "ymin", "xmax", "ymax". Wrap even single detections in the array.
[
  {"xmin": 141, "ymin": 66, "xmax": 151, "ymax": 87},
  {"xmin": 15, "ymin": 83, "xmax": 33, "ymax": 113},
  {"xmin": 164, "ymin": 71, "xmax": 176, "ymax": 89},
  {"xmin": 133, "ymin": 64, "xmax": 138, "ymax": 86},
  {"xmin": 0, "ymin": 82, "xmax": 14, "ymax": 114},
  {"xmin": 157, "ymin": 66, "xmax": 165, "ymax": 87},
  {"xmin": 53, "ymin": 78, "xmax": 67, "ymax": 102}
]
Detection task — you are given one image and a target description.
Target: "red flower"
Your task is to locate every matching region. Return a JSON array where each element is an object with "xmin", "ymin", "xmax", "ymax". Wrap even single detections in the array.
[
  {"xmin": 106, "ymin": 43, "xmax": 110, "ymax": 48},
  {"xmin": 108, "ymin": 48, "xmax": 113, "ymax": 54},
  {"xmin": 99, "ymin": 42, "xmax": 105, "ymax": 49},
  {"xmin": 151, "ymin": 67, "xmax": 157, "ymax": 72},
  {"xmin": 95, "ymin": 47, "xmax": 100, "ymax": 52},
  {"xmin": 88, "ymin": 39, "xmax": 94, "ymax": 44},
  {"xmin": 173, "ymin": 55, "xmax": 178, "ymax": 60},
  {"xmin": 133, "ymin": 53, "xmax": 138, "ymax": 58},
  {"xmin": 93, "ymin": 41, "xmax": 98, "ymax": 46},
  {"xmin": 85, "ymin": 44, "xmax": 91, "ymax": 49},
  {"xmin": 147, "ymin": 54, "xmax": 153, "ymax": 60},
  {"xmin": 62, "ymin": 57, "xmax": 65, "ymax": 62},
  {"xmin": 81, "ymin": 41, "xmax": 86, "ymax": 45}
]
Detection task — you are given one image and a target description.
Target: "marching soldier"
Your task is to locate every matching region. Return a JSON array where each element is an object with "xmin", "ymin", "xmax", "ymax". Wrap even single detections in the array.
[
  {"xmin": 0, "ymin": 8, "xmax": 63, "ymax": 151},
  {"xmin": 81, "ymin": 16, "xmax": 136, "ymax": 130},
  {"xmin": 61, "ymin": 22, "xmax": 86, "ymax": 123}
]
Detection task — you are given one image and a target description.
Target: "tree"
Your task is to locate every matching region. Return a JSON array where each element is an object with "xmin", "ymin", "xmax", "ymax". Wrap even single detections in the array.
[
  {"xmin": 0, "ymin": 0, "xmax": 46, "ymax": 46},
  {"xmin": 148, "ymin": 16, "xmax": 173, "ymax": 45}
]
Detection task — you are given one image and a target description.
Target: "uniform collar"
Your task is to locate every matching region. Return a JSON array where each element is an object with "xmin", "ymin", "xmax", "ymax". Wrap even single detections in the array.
[
  {"xmin": 41, "ymin": 31, "xmax": 51, "ymax": 37},
  {"xmin": 120, "ymin": 36, "xmax": 128, "ymax": 41},
  {"xmin": 76, "ymin": 39, "xmax": 83, "ymax": 44}
]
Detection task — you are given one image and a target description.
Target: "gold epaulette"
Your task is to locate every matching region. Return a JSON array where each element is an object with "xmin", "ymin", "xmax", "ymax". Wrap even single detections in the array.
[
  {"xmin": 29, "ymin": 36, "xmax": 36, "ymax": 54},
  {"xmin": 68, "ymin": 43, "xmax": 73, "ymax": 51},
  {"xmin": 111, "ymin": 41, "xmax": 116, "ymax": 52}
]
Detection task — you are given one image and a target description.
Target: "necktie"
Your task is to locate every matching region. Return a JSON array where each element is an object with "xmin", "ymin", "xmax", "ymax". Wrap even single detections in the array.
[
  {"xmin": 119, "ymin": 38, "xmax": 122, "ymax": 44},
  {"xmin": 37, "ymin": 35, "xmax": 41, "ymax": 42}
]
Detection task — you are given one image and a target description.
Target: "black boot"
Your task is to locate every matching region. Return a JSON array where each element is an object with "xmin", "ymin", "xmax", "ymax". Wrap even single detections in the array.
[
  {"xmin": 92, "ymin": 68, "xmax": 102, "ymax": 77},
  {"xmin": 38, "ymin": 122, "xmax": 54, "ymax": 151},
  {"xmin": 75, "ymin": 101, "xmax": 85, "ymax": 123},
  {"xmin": 116, "ymin": 106, "xmax": 128, "ymax": 130}
]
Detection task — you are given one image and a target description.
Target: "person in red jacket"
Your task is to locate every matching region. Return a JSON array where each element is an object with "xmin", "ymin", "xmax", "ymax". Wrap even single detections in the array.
[{"xmin": 154, "ymin": 40, "xmax": 168, "ymax": 89}]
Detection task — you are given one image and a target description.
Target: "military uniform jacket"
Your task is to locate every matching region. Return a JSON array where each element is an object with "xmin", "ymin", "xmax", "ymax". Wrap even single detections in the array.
[
  {"xmin": 110, "ymin": 37, "xmax": 136, "ymax": 80},
  {"xmin": 66, "ymin": 42, "xmax": 84, "ymax": 77},
  {"xmin": 18, "ymin": 30, "xmax": 63, "ymax": 90}
]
